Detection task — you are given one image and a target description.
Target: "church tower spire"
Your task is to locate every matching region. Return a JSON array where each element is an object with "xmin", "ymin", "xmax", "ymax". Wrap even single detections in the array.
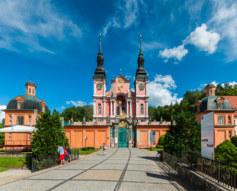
[
  {"xmin": 94, "ymin": 33, "xmax": 106, "ymax": 80},
  {"xmin": 136, "ymin": 34, "xmax": 147, "ymax": 80},
  {"xmin": 134, "ymin": 34, "xmax": 149, "ymax": 122}
]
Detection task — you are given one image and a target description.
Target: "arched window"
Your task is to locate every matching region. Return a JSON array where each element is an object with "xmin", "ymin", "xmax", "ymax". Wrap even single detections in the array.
[
  {"xmin": 29, "ymin": 115, "xmax": 32, "ymax": 126},
  {"xmin": 140, "ymin": 104, "xmax": 144, "ymax": 115},
  {"xmin": 98, "ymin": 104, "xmax": 102, "ymax": 115},
  {"xmin": 228, "ymin": 115, "xmax": 232, "ymax": 124},
  {"xmin": 218, "ymin": 115, "xmax": 225, "ymax": 125}
]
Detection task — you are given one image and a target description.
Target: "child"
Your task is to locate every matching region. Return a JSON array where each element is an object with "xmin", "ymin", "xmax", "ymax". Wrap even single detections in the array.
[{"xmin": 57, "ymin": 145, "xmax": 65, "ymax": 165}]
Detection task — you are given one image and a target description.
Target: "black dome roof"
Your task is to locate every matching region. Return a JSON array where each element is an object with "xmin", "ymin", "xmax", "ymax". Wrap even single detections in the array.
[{"xmin": 6, "ymin": 95, "xmax": 47, "ymax": 112}]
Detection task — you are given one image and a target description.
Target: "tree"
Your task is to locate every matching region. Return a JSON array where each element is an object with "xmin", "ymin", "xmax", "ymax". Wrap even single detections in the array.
[
  {"xmin": 0, "ymin": 123, "xmax": 4, "ymax": 146},
  {"xmin": 163, "ymin": 107, "xmax": 200, "ymax": 157},
  {"xmin": 158, "ymin": 135, "xmax": 165, "ymax": 145},
  {"xmin": 216, "ymin": 84, "xmax": 237, "ymax": 96},
  {"xmin": 32, "ymin": 111, "xmax": 68, "ymax": 161},
  {"xmin": 215, "ymin": 140, "xmax": 237, "ymax": 166},
  {"xmin": 231, "ymin": 136, "xmax": 237, "ymax": 147},
  {"xmin": 149, "ymin": 105, "xmax": 173, "ymax": 121},
  {"xmin": 61, "ymin": 106, "xmax": 93, "ymax": 122}
]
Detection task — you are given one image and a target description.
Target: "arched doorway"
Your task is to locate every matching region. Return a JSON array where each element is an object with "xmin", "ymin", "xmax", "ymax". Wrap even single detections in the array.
[{"xmin": 110, "ymin": 119, "xmax": 136, "ymax": 148}]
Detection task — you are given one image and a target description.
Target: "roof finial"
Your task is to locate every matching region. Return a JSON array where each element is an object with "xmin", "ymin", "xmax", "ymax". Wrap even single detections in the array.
[
  {"xmin": 99, "ymin": 33, "xmax": 102, "ymax": 53},
  {"xmin": 139, "ymin": 34, "xmax": 143, "ymax": 53}
]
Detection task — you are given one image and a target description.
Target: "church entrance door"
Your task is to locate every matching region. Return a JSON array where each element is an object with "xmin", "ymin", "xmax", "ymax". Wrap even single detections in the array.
[{"xmin": 118, "ymin": 128, "xmax": 128, "ymax": 148}]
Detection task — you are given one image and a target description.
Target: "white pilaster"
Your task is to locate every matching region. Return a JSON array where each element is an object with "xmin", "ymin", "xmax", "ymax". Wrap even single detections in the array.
[{"xmin": 126, "ymin": 100, "xmax": 129, "ymax": 118}]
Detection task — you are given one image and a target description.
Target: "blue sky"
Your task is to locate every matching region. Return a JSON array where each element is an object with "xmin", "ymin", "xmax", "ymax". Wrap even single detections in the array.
[{"xmin": 0, "ymin": 0, "xmax": 237, "ymax": 112}]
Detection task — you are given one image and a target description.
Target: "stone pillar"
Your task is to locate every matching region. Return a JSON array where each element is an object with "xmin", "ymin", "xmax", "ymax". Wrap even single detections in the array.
[
  {"xmin": 130, "ymin": 101, "xmax": 132, "ymax": 118},
  {"xmin": 146, "ymin": 101, "xmax": 149, "ymax": 119},
  {"xmin": 115, "ymin": 126, "xmax": 118, "ymax": 147},
  {"xmin": 114, "ymin": 101, "xmax": 117, "ymax": 116},
  {"xmin": 104, "ymin": 100, "xmax": 106, "ymax": 117},
  {"xmin": 110, "ymin": 101, "xmax": 112, "ymax": 117},
  {"xmin": 148, "ymin": 130, "xmax": 151, "ymax": 146},
  {"xmin": 126, "ymin": 100, "xmax": 129, "ymax": 118},
  {"xmin": 136, "ymin": 129, "xmax": 140, "ymax": 147}
]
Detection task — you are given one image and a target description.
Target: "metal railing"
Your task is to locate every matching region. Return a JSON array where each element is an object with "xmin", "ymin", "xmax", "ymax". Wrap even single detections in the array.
[
  {"xmin": 31, "ymin": 149, "xmax": 80, "ymax": 172},
  {"xmin": 162, "ymin": 152, "xmax": 237, "ymax": 190}
]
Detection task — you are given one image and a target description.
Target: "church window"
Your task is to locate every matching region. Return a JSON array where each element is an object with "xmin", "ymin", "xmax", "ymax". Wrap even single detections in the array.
[
  {"xmin": 228, "ymin": 115, "xmax": 232, "ymax": 124},
  {"xmin": 17, "ymin": 116, "xmax": 24, "ymax": 125},
  {"xmin": 234, "ymin": 117, "xmax": 237, "ymax": 125},
  {"xmin": 98, "ymin": 104, "xmax": 102, "ymax": 115},
  {"xmin": 218, "ymin": 115, "xmax": 225, "ymax": 125},
  {"xmin": 29, "ymin": 115, "xmax": 32, "ymax": 126},
  {"xmin": 140, "ymin": 104, "xmax": 144, "ymax": 115},
  {"xmin": 17, "ymin": 102, "xmax": 22, "ymax": 110}
]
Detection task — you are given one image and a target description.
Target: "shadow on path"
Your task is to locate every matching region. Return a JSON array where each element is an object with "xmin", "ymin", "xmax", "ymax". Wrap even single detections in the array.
[{"xmin": 146, "ymin": 172, "xmax": 175, "ymax": 181}]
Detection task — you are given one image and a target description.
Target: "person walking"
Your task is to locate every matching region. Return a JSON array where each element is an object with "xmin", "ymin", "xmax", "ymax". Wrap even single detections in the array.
[
  {"xmin": 57, "ymin": 145, "xmax": 65, "ymax": 165},
  {"xmin": 64, "ymin": 146, "xmax": 69, "ymax": 162}
]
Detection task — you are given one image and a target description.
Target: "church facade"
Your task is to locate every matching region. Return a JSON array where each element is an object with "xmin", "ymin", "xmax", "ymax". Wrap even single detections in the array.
[
  {"xmin": 64, "ymin": 37, "xmax": 170, "ymax": 149},
  {"xmin": 93, "ymin": 36, "xmax": 148, "ymax": 122}
]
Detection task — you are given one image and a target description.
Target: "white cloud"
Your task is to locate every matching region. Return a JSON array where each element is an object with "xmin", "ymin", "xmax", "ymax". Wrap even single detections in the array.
[
  {"xmin": 226, "ymin": 81, "xmax": 237, "ymax": 86},
  {"xmin": 185, "ymin": 24, "xmax": 220, "ymax": 54},
  {"xmin": 159, "ymin": 23, "xmax": 220, "ymax": 62},
  {"xmin": 159, "ymin": 45, "xmax": 188, "ymax": 61},
  {"xmin": 147, "ymin": 75, "xmax": 182, "ymax": 106},
  {"xmin": 210, "ymin": 0, "xmax": 237, "ymax": 61},
  {"xmin": 0, "ymin": 0, "xmax": 81, "ymax": 53},
  {"xmin": 0, "ymin": 105, "xmax": 6, "ymax": 123},
  {"xmin": 66, "ymin": 100, "xmax": 88, "ymax": 107},
  {"xmin": 102, "ymin": 0, "xmax": 143, "ymax": 36},
  {"xmin": 143, "ymin": 41, "xmax": 163, "ymax": 51}
]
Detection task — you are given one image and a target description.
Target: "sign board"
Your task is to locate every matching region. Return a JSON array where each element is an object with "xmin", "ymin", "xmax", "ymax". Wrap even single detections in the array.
[{"xmin": 201, "ymin": 112, "xmax": 214, "ymax": 160}]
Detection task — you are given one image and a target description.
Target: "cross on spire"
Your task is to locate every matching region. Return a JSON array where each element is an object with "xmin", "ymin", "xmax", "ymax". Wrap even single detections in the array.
[
  {"xmin": 98, "ymin": 33, "xmax": 102, "ymax": 53},
  {"xmin": 139, "ymin": 34, "xmax": 143, "ymax": 53}
]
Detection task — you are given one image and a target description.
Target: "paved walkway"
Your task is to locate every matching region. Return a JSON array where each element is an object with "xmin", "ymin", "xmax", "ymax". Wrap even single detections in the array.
[{"xmin": 0, "ymin": 148, "xmax": 185, "ymax": 191}]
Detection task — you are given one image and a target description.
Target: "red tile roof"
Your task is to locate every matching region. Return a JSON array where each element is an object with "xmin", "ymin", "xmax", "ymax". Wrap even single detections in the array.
[{"xmin": 223, "ymin": 96, "xmax": 237, "ymax": 109}]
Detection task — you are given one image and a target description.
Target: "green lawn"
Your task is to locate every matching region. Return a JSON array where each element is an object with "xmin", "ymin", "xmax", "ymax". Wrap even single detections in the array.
[
  {"xmin": 79, "ymin": 148, "xmax": 98, "ymax": 155},
  {"xmin": 0, "ymin": 167, "xmax": 7, "ymax": 172},
  {"xmin": 0, "ymin": 157, "xmax": 26, "ymax": 172},
  {"xmin": 147, "ymin": 145, "xmax": 164, "ymax": 152}
]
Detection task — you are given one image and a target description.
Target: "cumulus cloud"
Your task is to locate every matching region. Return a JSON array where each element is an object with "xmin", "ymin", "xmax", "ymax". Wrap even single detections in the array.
[
  {"xmin": 0, "ymin": 0, "xmax": 81, "ymax": 53},
  {"xmin": 102, "ymin": 0, "xmax": 144, "ymax": 36},
  {"xmin": 159, "ymin": 23, "xmax": 220, "ymax": 62},
  {"xmin": 185, "ymin": 24, "xmax": 220, "ymax": 54},
  {"xmin": 66, "ymin": 100, "xmax": 89, "ymax": 107},
  {"xmin": 159, "ymin": 45, "xmax": 188, "ymax": 61},
  {"xmin": 147, "ymin": 75, "xmax": 182, "ymax": 106},
  {"xmin": 0, "ymin": 105, "xmax": 6, "ymax": 123}
]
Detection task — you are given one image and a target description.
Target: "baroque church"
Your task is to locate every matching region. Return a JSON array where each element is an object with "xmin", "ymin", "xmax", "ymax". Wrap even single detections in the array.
[
  {"xmin": 64, "ymin": 36, "xmax": 170, "ymax": 149},
  {"xmin": 93, "ymin": 35, "xmax": 148, "ymax": 123}
]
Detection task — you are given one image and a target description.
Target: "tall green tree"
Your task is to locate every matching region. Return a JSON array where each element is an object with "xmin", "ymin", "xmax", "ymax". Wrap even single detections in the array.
[
  {"xmin": 32, "ymin": 111, "xmax": 68, "ymax": 161},
  {"xmin": 163, "ymin": 106, "xmax": 200, "ymax": 157},
  {"xmin": 216, "ymin": 84, "xmax": 237, "ymax": 96},
  {"xmin": 61, "ymin": 105, "xmax": 93, "ymax": 122}
]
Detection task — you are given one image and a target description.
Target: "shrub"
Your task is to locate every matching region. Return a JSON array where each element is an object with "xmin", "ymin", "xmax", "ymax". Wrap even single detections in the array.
[
  {"xmin": 231, "ymin": 136, "xmax": 237, "ymax": 147},
  {"xmin": 158, "ymin": 135, "xmax": 165, "ymax": 146},
  {"xmin": 215, "ymin": 140, "xmax": 237, "ymax": 165}
]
